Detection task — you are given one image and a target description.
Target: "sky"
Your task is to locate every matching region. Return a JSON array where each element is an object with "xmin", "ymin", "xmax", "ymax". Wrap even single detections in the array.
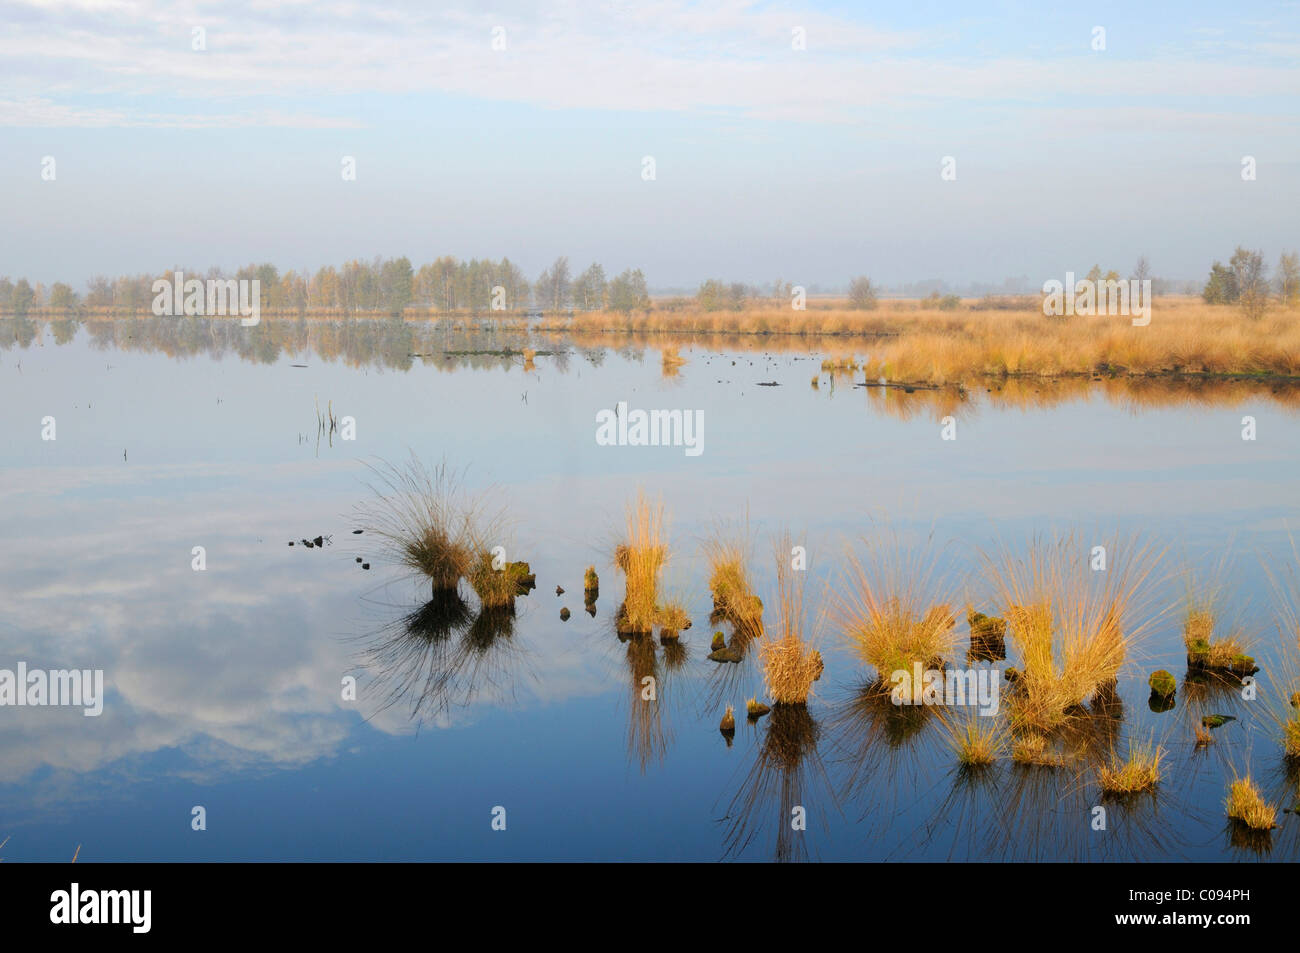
[{"xmin": 1, "ymin": 0, "xmax": 1298, "ymax": 290}]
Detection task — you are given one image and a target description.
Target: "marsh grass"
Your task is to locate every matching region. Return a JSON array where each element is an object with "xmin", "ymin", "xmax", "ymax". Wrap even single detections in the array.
[
  {"xmin": 941, "ymin": 712, "xmax": 1005, "ymax": 767},
  {"xmin": 615, "ymin": 492, "xmax": 668, "ymax": 634},
  {"xmin": 656, "ymin": 598, "xmax": 690, "ymax": 635},
  {"xmin": 1097, "ymin": 740, "xmax": 1165, "ymax": 796},
  {"xmin": 359, "ymin": 454, "xmax": 499, "ymax": 592},
  {"xmin": 982, "ymin": 532, "xmax": 1164, "ymax": 734},
  {"xmin": 1265, "ymin": 535, "xmax": 1300, "ymax": 760},
  {"xmin": 759, "ymin": 534, "xmax": 825, "ymax": 705},
  {"xmin": 703, "ymin": 520, "xmax": 765, "ymax": 641},
  {"xmin": 467, "ymin": 551, "xmax": 529, "ymax": 609},
  {"xmin": 1225, "ymin": 775, "xmax": 1277, "ymax": 830},
  {"xmin": 835, "ymin": 529, "xmax": 957, "ymax": 699},
  {"xmin": 551, "ymin": 297, "xmax": 1300, "ymax": 384}
]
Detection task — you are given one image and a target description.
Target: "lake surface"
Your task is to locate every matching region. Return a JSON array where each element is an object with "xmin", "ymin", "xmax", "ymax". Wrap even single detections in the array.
[{"xmin": 1, "ymin": 315, "xmax": 1298, "ymax": 862}]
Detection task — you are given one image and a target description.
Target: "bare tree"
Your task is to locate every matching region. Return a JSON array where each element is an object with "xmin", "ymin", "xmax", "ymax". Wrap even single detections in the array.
[
  {"xmin": 848, "ymin": 276, "xmax": 877, "ymax": 310},
  {"xmin": 1132, "ymin": 255, "xmax": 1151, "ymax": 284},
  {"xmin": 1230, "ymin": 247, "xmax": 1270, "ymax": 320},
  {"xmin": 1277, "ymin": 251, "xmax": 1299, "ymax": 308}
]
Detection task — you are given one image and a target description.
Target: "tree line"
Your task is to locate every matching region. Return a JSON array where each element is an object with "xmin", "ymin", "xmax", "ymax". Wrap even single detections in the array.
[{"xmin": 0, "ymin": 255, "xmax": 651, "ymax": 316}]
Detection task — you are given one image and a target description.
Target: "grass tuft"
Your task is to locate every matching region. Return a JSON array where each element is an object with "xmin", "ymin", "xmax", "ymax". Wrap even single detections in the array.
[{"xmin": 1225, "ymin": 776, "xmax": 1276, "ymax": 830}]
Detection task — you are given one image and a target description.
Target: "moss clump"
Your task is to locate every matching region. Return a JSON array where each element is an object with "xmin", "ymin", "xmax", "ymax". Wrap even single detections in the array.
[
  {"xmin": 1228, "ymin": 654, "xmax": 1258, "ymax": 676},
  {"xmin": 720, "ymin": 705, "xmax": 735, "ymax": 733},
  {"xmin": 584, "ymin": 566, "xmax": 599, "ymax": 592},
  {"xmin": 711, "ymin": 631, "xmax": 727, "ymax": 651},
  {"xmin": 746, "ymin": 697, "xmax": 771, "ymax": 719},
  {"xmin": 559, "ymin": 607, "xmax": 570, "ymax": 621},
  {"xmin": 1148, "ymin": 669, "xmax": 1176, "ymax": 698},
  {"xmin": 968, "ymin": 610, "xmax": 1007, "ymax": 640},
  {"xmin": 1201, "ymin": 714, "xmax": 1235, "ymax": 729},
  {"xmin": 708, "ymin": 645, "xmax": 744, "ymax": 664}
]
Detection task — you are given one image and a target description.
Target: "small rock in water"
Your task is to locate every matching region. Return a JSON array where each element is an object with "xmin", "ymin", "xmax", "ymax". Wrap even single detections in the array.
[
  {"xmin": 355, "ymin": 557, "xmax": 362, "ymax": 563},
  {"xmin": 288, "ymin": 541, "xmax": 294, "ymax": 547},
  {"xmin": 361, "ymin": 563, "xmax": 370, "ymax": 570},
  {"xmin": 556, "ymin": 585, "xmax": 565, "ymax": 596},
  {"xmin": 352, "ymin": 529, "xmax": 363, "ymax": 534},
  {"xmin": 560, "ymin": 607, "xmax": 571, "ymax": 621},
  {"xmin": 313, "ymin": 536, "xmax": 324, "ymax": 547},
  {"xmin": 302, "ymin": 540, "xmax": 314, "ymax": 548}
]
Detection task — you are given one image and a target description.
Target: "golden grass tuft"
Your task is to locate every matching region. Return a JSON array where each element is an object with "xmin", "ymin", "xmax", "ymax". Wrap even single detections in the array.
[
  {"xmin": 616, "ymin": 492, "xmax": 668, "ymax": 633},
  {"xmin": 834, "ymin": 530, "xmax": 957, "ymax": 699},
  {"xmin": 704, "ymin": 524, "xmax": 764, "ymax": 637},
  {"xmin": 1011, "ymin": 732, "xmax": 1061, "ymax": 767},
  {"xmin": 944, "ymin": 714, "xmax": 1003, "ymax": 767},
  {"xmin": 1225, "ymin": 776, "xmax": 1276, "ymax": 830},
  {"xmin": 359, "ymin": 455, "xmax": 495, "ymax": 591},
  {"xmin": 467, "ymin": 551, "xmax": 528, "ymax": 609},
  {"xmin": 1282, "ymin": 715, "xmax": 1300, "ymax": 759},
  {"xmin": 655, "ymin": 599, "xmax": 690, "ymax": 633},
  {"xmin": 1097, "ymin": 741, "xmax": 1164, "ymax": 795},
  {"xmin": 759, "ymin": 534, "xmax": 824, "ymax": 705},
  {"xmin": 981, "ymin": 532, "xmax": 1162, "ymax": 733}
]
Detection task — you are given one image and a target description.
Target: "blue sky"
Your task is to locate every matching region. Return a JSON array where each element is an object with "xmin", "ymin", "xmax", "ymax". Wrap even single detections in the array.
[{"xmin": 1, "ymin": 0, "xmax": 1297, "ymax": 289}]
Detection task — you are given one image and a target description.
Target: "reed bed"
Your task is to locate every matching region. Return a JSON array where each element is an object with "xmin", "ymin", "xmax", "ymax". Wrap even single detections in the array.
[{"xmin": 543, "ymin": 297, "xmax": 1300, "ymax": 384}]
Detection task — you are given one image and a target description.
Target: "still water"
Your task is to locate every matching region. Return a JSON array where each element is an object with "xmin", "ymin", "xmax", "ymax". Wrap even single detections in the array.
[{"xmin": 1, "ymin": 315, "xmax": 1298, "ymax": 861}]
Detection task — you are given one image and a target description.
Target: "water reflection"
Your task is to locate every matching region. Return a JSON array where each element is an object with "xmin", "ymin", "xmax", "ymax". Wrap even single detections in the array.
[
  {"xmin": 721, "ymin": 703, "xmax": 834, "ymax": 863},
  {"xmin": 5, "ymin": 316, "xmax": 1300, "ymax": 416}
]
